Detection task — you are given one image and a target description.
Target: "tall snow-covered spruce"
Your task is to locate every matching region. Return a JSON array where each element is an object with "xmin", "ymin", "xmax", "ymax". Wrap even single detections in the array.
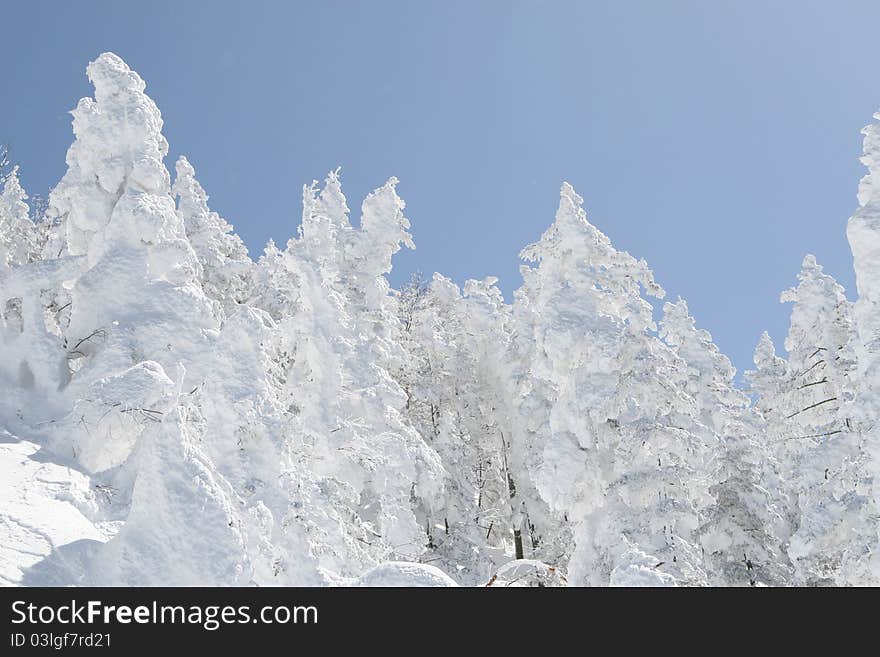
[
  {"xmin": 0, "ymin": 167, "xmax": 40, "ymax": 269},
  {"xmin": 513, "ymin": 182, "xmax": 692, "ymax": 585},
  {"xmin": 46, "ymin": 53, "xmax": 217, "ymax": 472},
  {"xmin": 4, "ymin": 52, "xmax": 880, "ymax": 586},
  {"xmin": 768, "ymin": 255, "xmax": 872, "ymax": 585},
  {"xmin": 845, "ymin": 110, "xmax": 880, "ymax": 584}
]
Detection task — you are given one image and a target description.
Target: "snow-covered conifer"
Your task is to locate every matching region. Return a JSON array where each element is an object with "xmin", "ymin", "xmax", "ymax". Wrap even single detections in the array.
[
  {"xmin": 0, "ymin": 167, "xmax": 40, "ymax": 269},
  {"xmin": 767, "ymin": 256, "xmax": 874, "ymax": 584},
  {"xmin": 661, "ymin": 300, "xmax": 790, "ymax": 586},
  {"xmin": 47, "ymin": 53, "xmax": 217, "ymax": 470},
  {"xmin": 257, "ymin": 172, "xmax": 445, "ymax": 578},
  {"xmin": 836, "ymin": 109, "xmax": 880, "ymax": 585},
  {"xmin": 173, "ymin": 156, "xmax": 254, "ymax": 317},
  {"xmin": 746, "ymin": 331, "xmax": 789, "ymax": 425},
  {"xmin": 514, "ymin": 182, "xmax": 673, "ymax": 584}
]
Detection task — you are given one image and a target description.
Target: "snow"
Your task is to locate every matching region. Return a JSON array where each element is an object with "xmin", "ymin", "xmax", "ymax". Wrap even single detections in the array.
[
  {"xmin": 0, "ymin": 435, "xmax": 109, "ymax": 586},
  {"xmin": 608, "ymin": 544, "xmax": 677, "ymax": 587},
  {"xmin": 94, "ymin": 408, "xmax": 251, "ymax": 586},
  {"xmin": 486, "ymin": 559, "xmax": 567, "ymax": 587},
  {"xmin": 345, "ymin": 562, "xmax": 458, "ymax": 587}
]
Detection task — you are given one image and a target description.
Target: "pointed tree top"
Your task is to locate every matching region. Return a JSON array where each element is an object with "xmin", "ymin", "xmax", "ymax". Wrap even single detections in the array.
[
  {"xmin": 661, "ymin": 296, "xmax": 736, "ymax": 383},
  {"xmin": 173, "ymin": 155, "xmax": 210, "ymax": 217},
  {"xmin": 848, "ymin": 112, "xmax": 880, "ymax": 303},
  {"xmin": 86, "ymin": 52, "xmax": 146, "ymax": 102},
  {"xmin": 745, "ymin": 330, "xmax": 788, "ymax": 396},
  {"xmin": 0, "ymin": 165, "xmax": 36, "ymax": 268},
  {"xmin": 174, "ymin": 154, "xmax": 196, "ymax": 180},
  {"xmin": 1, "ymin": 165, "xmax": 29, "ymax": 218},
  {"xmin": 800, "ymin": 253, "xmax": 818, "ymax": 271},
  {"xmin": 780, "ymin": 253, "xmax": 851, "ymax": 362},
  {"xmin": 317, "ymin": 167, "xmax": 350, "ymax": 224},
  {"xmin": 780, "ymin": 254, "xmax": 844, "ymax": 306},
  {"xmin": 753, "ymin": 331, "xmax": 779, "ymax": 368},
  {"xmin": 300, "ymin": 169, "xmax": 352, "ymax": 244},
  {"xmin": 359, "ymin": 176, "xmax": 415, "ymax": 265},
  {"xmin": 857, "ymin": 110, "xmax": 880, "ymax": 209},
  {"xmin": 520, "ymin": 181, "xmax": 595, "ymax": 263},
  {"xmin": 520, "ymin": 181, "xmax": 665, "ymax": 306},
  {"xmin": 560, "ymin": 180, "xmax": 583, "ymax": 210},
  {"xmin": 50, "ymin": 52, "xmax": 175, "ymax": 258},
  {"xmin": 660, "ymin": 297, "xmax": 696, "ymax": 342}
]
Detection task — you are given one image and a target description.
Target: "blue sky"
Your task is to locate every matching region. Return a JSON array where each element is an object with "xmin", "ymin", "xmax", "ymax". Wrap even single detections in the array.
[{"xmin": 3, "ymin": 1, "xmax": 879, "ymax": 371}]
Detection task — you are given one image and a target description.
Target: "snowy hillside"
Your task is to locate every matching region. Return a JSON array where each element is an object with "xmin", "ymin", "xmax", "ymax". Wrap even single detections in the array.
[{"xmin": 1, "ymin": 53, "xmax": 879, "ymax": 586}]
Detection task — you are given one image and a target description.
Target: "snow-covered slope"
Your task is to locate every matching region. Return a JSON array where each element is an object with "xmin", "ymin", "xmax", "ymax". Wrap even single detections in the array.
[{"xmin": 0, "ymin": 435, "xmax": 112, "ymax": 586}]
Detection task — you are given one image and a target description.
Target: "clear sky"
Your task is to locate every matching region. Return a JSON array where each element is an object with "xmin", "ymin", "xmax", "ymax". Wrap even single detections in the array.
[{"xmin": 3, "ymin": 1, "xmax": 879, "ymax": 372}]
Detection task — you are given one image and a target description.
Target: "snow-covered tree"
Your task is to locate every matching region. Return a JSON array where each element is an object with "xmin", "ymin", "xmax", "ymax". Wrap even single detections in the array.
[
  {"xmin": 0, "ymin": 144, "xmax": 12, "ymax": 185},
  {"xmin": 255, "ymin": 172, "xmax": 446, "ymax": 579},
  {"xmin": 173, "ymin": 155, "xmax": 254, "ymax": 317},
  {"xmin": 762, "ymin": 255, "xmax": 875, "ymax": 585},
  {"xmin": 842, "ymin": 109, "xmax": 880, "ymax": 584},
  {"xmin": 35, "ymin": 53, "xmax": 333, "ymax": 586},
  {"xmin": 575, "ymin": 328, "xmax": 710, "ymax": 587},
  {"xmin": 394, "ymin": 272, "xmax": 537, "ymax": 583},
  {"xmin": 46, "ymin": 53, "xmax": 217, "ymax": 471},
  {"xmin": 661, "ymin": 300, "xmax": 791, "ymax": 586},
  {"xmin": 781, "ymin": 256, "xmax": 855, "ymax": 391},
  {"xmin": 0, "ymin": 161, "xmax": 77, "ymax": 429},
  {"xmin": 0, "ymin": 166, "xmax": 40, "ymax": 269},
  {"xmin": 747, "ymin": 331, "xmax": 789, "ymax": 426},
  {"xmin": 762, "ymin": 256, "xmax": 857, "ymax": 458},
  {"xmin": 514, "ymin": 182, "xmax": 683, "ymax": 584},
  {"xmin": 249, "ymin": 239, "xmax": 300, "ymax": 321}
]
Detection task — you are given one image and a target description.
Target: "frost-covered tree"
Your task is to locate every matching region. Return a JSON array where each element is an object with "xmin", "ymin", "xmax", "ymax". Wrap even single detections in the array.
[
  {"xmin": 0, "ymin": 144, "xmax": 12, "ymax": 185},
  {"xmin": 765, "ymin": 256, "xmax": 857, "ymax": 455},
  {"xmin": 0, "ymin": 166, "xmax": 40, "ymax": 269},
  {"xmin": 660, "ymin": 300, "xmax": 791, "ymax": 586},
  {"xmin": 557, "ymin": 296, "xmax": 720, "ymax": 587},
  {"xmin": 395, "ymin": 274, "xmax": 487, "ymax": 572},
  {"xmin": 256, "ymin": 172, "xmax": 445, "ymax": 579},
  {"xmin": 577, "ymin": 329, "xmax": 711, "ymax": 587},
  {"xmin": 747, "ymin": 331, "xmax": 789, "ymax": 426},
  {"xmin": 0, "ymin": 161, "xmax": 77, "ymax": 428},
  {"xmin": 37, "ymin": 54, "xmax": 330, "ymax": 586},
  {"xmin": 781, "ymin": 256, "xmax": 855, "ymax": 393},
  {"xmin": 173, "ymin": 155, "xmax": 254, "ymax": 317},
  {"xmin": 46, "ymin": 53, "xmax": 218, "ymax": 472},
  {"xmin": 514, "ymin": 182, "xmax": 680, "ymax": 584},
  {"xmin": 249, "ymin": 239, "xmax": 299, "ymax": 321},
  {"xmin": 394, "ymin": 272, "xmax": 536, "ymax": 583},
  {"xmin": 680, "ymin": 345, "xmax": 791, "ymax": 585},
  {"xmin": 761, "ymin": 255, "xmax": 875, "ymax": 585},
  {"xmin": 843, "ymin": 109, "xmax": 880, "ymax": 584}
]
